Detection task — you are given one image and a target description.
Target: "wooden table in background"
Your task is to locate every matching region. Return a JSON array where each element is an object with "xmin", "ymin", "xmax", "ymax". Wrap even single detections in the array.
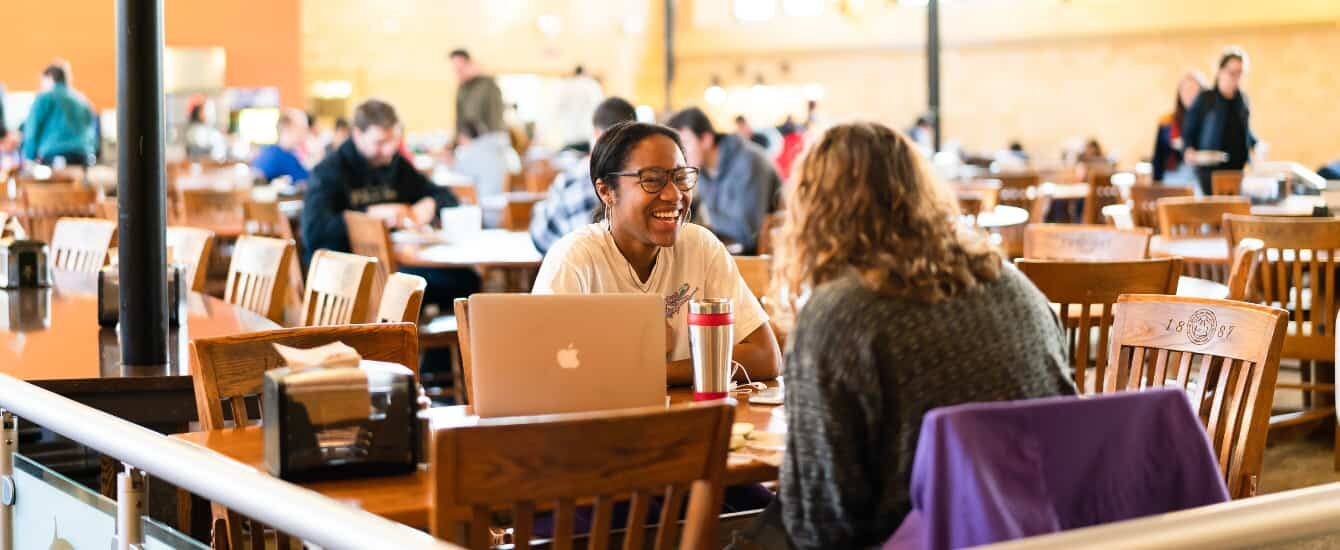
[
  {"xmin": 396, "ymin": 229, "xmax": 543, "ymax": 292},
  {"xmin": 171, "ymin": 386, "xmax": 786, "ymax": 529}
]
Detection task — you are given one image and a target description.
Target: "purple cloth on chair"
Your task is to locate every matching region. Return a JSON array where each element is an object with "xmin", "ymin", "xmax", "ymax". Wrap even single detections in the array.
[{"xmin": 886, "ymin": 389, "xmax": 1229, "ymax": 550}]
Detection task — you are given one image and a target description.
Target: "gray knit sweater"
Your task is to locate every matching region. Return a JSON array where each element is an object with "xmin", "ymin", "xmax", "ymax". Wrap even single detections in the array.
[{"xmin": 779, "ymin": 265, "xmax": 1076, "ymax": 549}]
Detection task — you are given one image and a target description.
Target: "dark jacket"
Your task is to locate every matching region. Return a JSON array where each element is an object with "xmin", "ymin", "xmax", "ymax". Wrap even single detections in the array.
[
  {"xmin": 300, "ymin": 139, "xmax": 458, "ymax": 266},
  {"xmin": 1151, "ymin": 115, "xmax": 1182, "ymax": 182},
  {"xmin": 1181, "ymin": 89, "xmax": 1256, "ymax": 158}
]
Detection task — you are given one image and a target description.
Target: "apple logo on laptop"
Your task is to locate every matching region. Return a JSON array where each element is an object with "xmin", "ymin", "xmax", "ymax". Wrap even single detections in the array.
[{"xmin": 557, "ymin": 343, "xmax": 580, "ymax": 369}]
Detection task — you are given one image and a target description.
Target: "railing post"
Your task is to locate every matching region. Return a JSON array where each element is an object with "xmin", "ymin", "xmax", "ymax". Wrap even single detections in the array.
[
  {"xmin": 114, "ymin": 465, "xmax": 145, "ymax": 550},
  {"xmin": 0, "ymin": 410, "xmax": 16, "ymax": 550}
]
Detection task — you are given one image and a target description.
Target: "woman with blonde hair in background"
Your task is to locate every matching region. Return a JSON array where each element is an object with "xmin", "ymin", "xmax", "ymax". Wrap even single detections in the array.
[
  {"xmin": 768, "ymin": 122, "xmax": 1075, "ymax": 548},
  {"xmin": 1152, "ymin": 70, "xmax": 1208, "ymax": 186}
]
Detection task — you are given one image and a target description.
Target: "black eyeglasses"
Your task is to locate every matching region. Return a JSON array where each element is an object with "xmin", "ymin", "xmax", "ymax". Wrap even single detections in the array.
[{"xmin": 606, "ymin": 167, "xmax": 699, "ymax": 194}]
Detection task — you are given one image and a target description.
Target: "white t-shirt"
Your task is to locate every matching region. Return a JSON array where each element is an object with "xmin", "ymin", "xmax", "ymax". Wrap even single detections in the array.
[{"xmin": 532, "ymin": 222, "xmax": 767, "ymax": 362}]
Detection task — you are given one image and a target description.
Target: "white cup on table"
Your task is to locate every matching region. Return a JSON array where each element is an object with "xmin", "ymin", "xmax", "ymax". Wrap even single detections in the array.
[{"xmin": 440, "ymin": 206, "xmax": 483, "ymax": 238}]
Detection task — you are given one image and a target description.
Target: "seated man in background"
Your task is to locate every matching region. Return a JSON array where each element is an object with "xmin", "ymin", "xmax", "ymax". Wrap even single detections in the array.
[
  {"xmin": 252, "ymin": 108, "xmax": 312, "ymax": 185},
  {"xmin": 21, "ymin": 64, "xmax": 96, "ymax": 166},
  {"xmin": 667, "ymin": 107, "xmax": 782, "ymax": 254},
  {"xmin": 302, "ymin": 98, "xmax": 480, "ymax": 305},
  {"xmin": 451, "ymin": 119, "xmax": 518, "ymax": 226},
  {"xmin": 528, "ymin": 96, "xmax": 637, "ymax": 254}
]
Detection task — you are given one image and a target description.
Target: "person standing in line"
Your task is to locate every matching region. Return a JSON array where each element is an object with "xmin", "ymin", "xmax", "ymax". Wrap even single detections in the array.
[
  {"xmin": 449, "ymin": 49, "xmax": 505, "ymax": 134},
  {"xmin": 20, "ymin": 64, "xmax": 96, "ymax": 166},
  {"xmin": 1182, "ymin": 47, "xmax": 1259, "ymax": 196},
  {"xmin": 1152, "ymin": 71, "xmax": 1207, "ymax": 186}
]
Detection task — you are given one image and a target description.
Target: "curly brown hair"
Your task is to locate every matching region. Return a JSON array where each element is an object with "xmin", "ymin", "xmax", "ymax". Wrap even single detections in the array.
[{"xmin": 773, "ymin": 122, "xmax": 1002, "ymax": 307}]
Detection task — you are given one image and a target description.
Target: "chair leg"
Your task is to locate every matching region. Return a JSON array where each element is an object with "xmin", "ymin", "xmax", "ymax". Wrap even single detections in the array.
[{"xmin": 1301, "ymin": 360, "xmax": 1314, "ymax": 410}]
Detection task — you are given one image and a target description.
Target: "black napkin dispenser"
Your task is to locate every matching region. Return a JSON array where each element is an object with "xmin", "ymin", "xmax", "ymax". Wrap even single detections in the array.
[
  {"xmin": 0, "ymin": 240, "xmax": 50, "ymax": 289},
  {"xmin": 97, "ymin": 264, "xmax": 186, "ymax": 327},
  {"xmin": 263, "ymin": 360, "xmax": 419, "ymax": 481}
]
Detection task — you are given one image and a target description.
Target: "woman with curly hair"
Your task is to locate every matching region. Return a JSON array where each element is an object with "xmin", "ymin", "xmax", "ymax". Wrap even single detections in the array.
[{"xmin": 772, "ymin": 122, "xmax": 1075, "ymax": 549}]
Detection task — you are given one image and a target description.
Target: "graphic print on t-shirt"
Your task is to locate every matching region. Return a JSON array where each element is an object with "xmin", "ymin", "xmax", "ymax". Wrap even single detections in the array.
[{"xmin": 664, "ymin": 283, "xmax": 698, "ymax": 319}]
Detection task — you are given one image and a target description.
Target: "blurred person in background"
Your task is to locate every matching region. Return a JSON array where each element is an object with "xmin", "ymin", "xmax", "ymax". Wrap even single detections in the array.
[
  {"xmin": 252, "ymin": 108, "xmax": 311, "ymax": 185},
  {"xmin": 327, "ymin": 117, "xmax": 350, "ymax": 154},
  {"xmin": 667, "ymin": 107, "xmax": 782, "ymax": 254},
  {"xmin": 21, "ymin": 63, "xmax": 95, "ymax": 166},
  {"xmin": 555, "ymin": 65, "xmax": 604, "ymax": 154},
  {"xmin": 451, "ymin": 118, "xmax": 519, "ymax": 226},
  {"xmin": 529, "ymin": 96, "xmax": 637, "ymax": 253},
  {"xmin": 184, "ymin": 98, "xmax": 227, "ymax": 161},
  {"xmin": 1152, "ymin": 71, "xmax": 1207, "ymax": 186},
  {"xmin": 1183, "ymin": 47, "xmax": 1258, "ymax": 196},
  {"xmin": 907, "ymin": 115, "xmax": 935, "ymax": 153},
  {"xmin": 735, "ymin": 115, "xmax": 770, "ymax": 149},
  {"xmin": 449, "ymin": 49, "xmax": 505, "ymax": 134}
]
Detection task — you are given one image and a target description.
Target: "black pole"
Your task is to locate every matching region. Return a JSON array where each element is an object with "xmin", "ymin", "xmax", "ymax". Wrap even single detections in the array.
[
  {"xmin": 116, "ymin": 0, "xmax": 168, "ymax": 367},
  {"xmin": 664, "ymin": 0, "xmax": 675, "ymax": 114},
  {"xmin": 927, "ymin": 0, "xmax": 941, "ymax": 153}
]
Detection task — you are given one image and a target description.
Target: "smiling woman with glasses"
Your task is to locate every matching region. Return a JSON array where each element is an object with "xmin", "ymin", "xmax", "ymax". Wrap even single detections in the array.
[{"xmin": 531, "ymin": 121, "xmax": 781, "ymax": 386}]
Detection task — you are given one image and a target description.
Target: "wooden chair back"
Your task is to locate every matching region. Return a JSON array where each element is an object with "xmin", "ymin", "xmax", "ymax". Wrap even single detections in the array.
[
  {"xmin": 1225, "ymin": 215, "xmax": 1340, "ymax": 361},
  {"xmin": 957, "ymin": 180, "xmax": 1001, "ymax": 217},
  {"xmin": 344, "ymin": 210, "xmax": 398, "ymax": 316},
  {"xmin": 446, "ymin": 184, "xmax": 479, "ymax": 206},
  {"xmin": 1130, "ymin": 185, "xmax": 1194, "ymax": 230},
  {"xmin": 502, "ymin": 197, "xmax": 538, "ymax": 231},
  {"xmin": 1022, "ymin": 224, "xmax": 1151, "ymax": 261},
  {"xmin": 225, "ymin": 235, "xmax": 294, "ymax": 324},
  {"xmin": 49, "ymin": 218, "xmax": 116, "ymax": 272},
  {"xmin": 1102, "ymin": 294, "xmax": 1287, "ymax": 498},
  {"xmin": 1015, "ymin": 258, "xmax": 1183, "ymax": 392},
  {"xmin": 164, "ymin": 226, "xmax": 215, "ymax": 292},
  {"xmin": 1101, "ymin": 204, "xmax": 1135, "ymax": 230},
  {"xmin": 1226, "ymin": 238, "xmax": 1264, "ymax": 301},
  {"xmin": 242, "ymin": 200, "xmax": 293, "ymax": 238},
  {"xmin": 1212, "ymin": 170, "xmax": 1244, "ymax": 196},
  {"xmin": 454, "ymin": 298, "xmax": 475, "ymax": 405},
  {"xmin": 1081, "ymin": 168, "xmax": 1120, "ymax": 225},
  {"xmin": 734, "ymin": 255, "xmax": 771, "ymax": 300},
  {"xmin": 19, "ymin": 184, "xmax": 98, "ymax": 242},
  {"xmin": 179, "ymin": 188, "xmax": 246, "ymax": 228},
  {"xmin": 377, "ymin": 273, "xmax": 427, "ymax": 324},
  {"xmin": 301, "ymin": 250, "xmax": 378, "ymax": 326},
  {"xmin": 431, "ymin": 401, "xmax": 735, "ymax": 550},
  {"xmin": 993, "ymin": 172, "xmax": 1046, "ymax": 223},
  {"xmin": 1157, "ymin": 196, "xmax": 1252, "ymax": 239}
]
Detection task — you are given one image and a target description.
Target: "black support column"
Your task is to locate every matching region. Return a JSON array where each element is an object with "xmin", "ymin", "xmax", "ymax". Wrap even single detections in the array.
[
  {"xmin": 664, "ymin": 0, "xmax": 675, "ymax": 114},
  {"xmin": 927, "ymin": 0, "xmax": 941, "ymax": 153},
  {"xmin": 116, "ymin": 0, "xmax": 168, "ymax": 367}
]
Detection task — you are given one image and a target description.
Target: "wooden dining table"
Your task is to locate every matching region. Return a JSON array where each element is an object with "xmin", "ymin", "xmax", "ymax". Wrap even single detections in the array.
[
  {"xmin": 171, "ymin": 386, "xmax": 786, "ymax": 529},
  {"xmin": 0, "ymin": 269, "xmax": 280, "ymax": 427}
]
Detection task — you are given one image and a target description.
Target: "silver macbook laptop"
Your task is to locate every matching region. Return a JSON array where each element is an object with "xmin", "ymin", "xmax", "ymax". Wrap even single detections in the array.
[{"xmin": 467, "ymin": 293, "xmax": 665, "ymax": 418}]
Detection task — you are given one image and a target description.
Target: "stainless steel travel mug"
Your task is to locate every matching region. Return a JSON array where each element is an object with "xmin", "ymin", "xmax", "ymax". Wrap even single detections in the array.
[{"xmin": 689, "ymin": 298, "xmax": 733, "ymax": 401}]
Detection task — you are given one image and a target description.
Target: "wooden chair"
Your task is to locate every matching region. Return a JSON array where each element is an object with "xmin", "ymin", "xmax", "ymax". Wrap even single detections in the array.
[
  {"xmin": 1022, "ymin": 224, "xmax": 1151, "ymax": 261},
  {"xmin": 454, "ymin": 298, "xmax": 474, "ymax": 405},
  {"xmin": 1224, "ymin": 215, "xmax": 1340, "ymax": 462},
  {"xmin": 431, "ymin": 401, "xmax": 735, "ymax": 550},
  {"xmin": 446, "ymin": 184, "xmax": 479, "ymax": 206},
  {"xmin": 1101, "ymin": 204, "xmax": 1135, "ymax": 230},
  {"xmin": 1156, "ymin": 196, "xmax": 1253, "ymax": 282},
  {"xmin": 165, "ymin": 226, "xmax": 215, "ymax": 292},
  {"xmin": 225, "ymin": 235, "xmax": 295, "ymax": 324},
  {"xmin": 501, "ymin": 197, "xmax": 539, "ymax": 231},
  {"xmin": 1130, "ymin": 184, "xmax": 1194, "ymax": 230},
  {"xmin": 49, "ymin": 218, "xmax": 116, "ymax": 273},
  {"xmin": 19, "ymin": 184, "xmax": 98, "ymax": 242},
  {"xmin": 755, "ymin": 211, "xmax": 783, "ymax": 257},
  {"xmin": 1101, "ymin": 294, "xmax": 1286, "ymax": 498},
  {"xmin": 179, "ymin": 188, "xmax": 246, "ymax": 229},
  {"xmin": 189, "ymin": 323, "xmax": 420, "ymax": 549},
  {"xmin": 344, "ymin": 210, "xmax": 398, "ymax": 313},
  {"xmin": 1226, "ymin": 238, "xmax": 1264, "ymax": 301},
  {"xmin": 1212, "ymin": 170, "xmax": 1244, "ymax": 196},
  {"xmin": 956, "ymin": 181, "xmax": 1001, "ymax": 218},
  {"xmin": 377, "ymin": 272, "xmax": 428, "ymax": 323},
  {"xmin": 1015, "ymin": 258, "xmax": 1183, "ymax": 393},
  {"xmin": 1081, "ymin": 168, "xmax": 1120, "ymax": 225},
  {"xmin": 993, "ymin": 172, "xmax": 1049, "ymax": 223},
  {"xmin": 242, "ymin": 200, "xmax": 294, "ymax": 239},
  {"xmin": 301, "ymin": 250, "xmax": 378, "ymax": 326},
  {"xmin": 733, "ymin": 255, "xmax": 771, "ymax": 300}
]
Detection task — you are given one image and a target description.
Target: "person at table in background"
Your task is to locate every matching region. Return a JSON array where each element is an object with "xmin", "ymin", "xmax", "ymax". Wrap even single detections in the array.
[
  {"xmin": 1182, "ymin": 47, "xmax": 1258, "ymax": 196},
  {"xmin": 326, "ymin": 117, "xmax": 350, "ymax": 155},
  {"xmin": 529, "ymin": 96, "xmax": 638, "ymax": 254},
  {"xmin": 1152, "ymin": 71, "xmax": 1208, "ymax": 186},
  {"xmin": 770, "ymin": 122, "xmax": 1074, "ymax": 549},
  {"xmin": 451, "ymin": 118, "xmax": 519, "ymax": 227},
  {"xmin": 184, "ymin": 99, "xmax": 227, "ymax": 161},
  {"xmin": 734, "ymin": 115, "xmax": 770, "ymax": 149},
  {"xmin": 532, "ymin": 121, "xmax": 782, "ymax": 385},
  {"xmin": 302, "ymin": 99, "xmax": 480, "ymax": 305},
  {"xmin": 907, "ymin": 114, "xmax": 934, "ymax": 153},
  {"xmin": 555, "ymin": 65, "xmax": 604, "ymax": 154},
  {"xmin": 20, "ymin": 64, "xmax": 96, "ymax": 167},
  {"xmin": 251, "ymin": 108, "xmax": 311, "ymax": 185},
  {"xmin": 449, "ymin": 49, "xmax": 505, "ymax": 134},
  {"xmin": 666, "ymin": 107, "xmax": 782, "ymax": 255}
]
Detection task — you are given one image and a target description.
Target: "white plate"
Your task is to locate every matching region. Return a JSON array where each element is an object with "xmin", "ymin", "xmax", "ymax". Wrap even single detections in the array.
[{"xmin": 390, "ymin": 230, "xmax": 451, "ymax": 246}]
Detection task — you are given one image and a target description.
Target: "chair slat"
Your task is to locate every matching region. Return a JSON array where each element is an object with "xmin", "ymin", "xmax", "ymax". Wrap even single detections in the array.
[
  {"xmin": 513, "ymin": 501, "xmax": 534, "ymax": 550},
  {"xmin": 590, "ymin": 495, "xmax": 614, "ymax": 550},
  {"xmin": 1292, "ymin": 253, "xmax": 1304, "ymax": 335},
  {"xmin": 470, "ymin": 505, "xmax": 491, "ymax": 550},
  {"xmin": 1150, "ymin": 348, "xmax": 1170, "ymax": 388},
  {"xmin": 1206, "ymin": 359, "xmax": 1235, "ymax": 470},
  {"xmin": 1076, "ymin": 303, "xmax": 1092, "ymax": 392},
  {"xmin": 1127, "ymin": 347, "xmax": 1146, "ymax": 391},
  {"xmin": 623, "ymin": 489, "xmax": 651, "ymax": 550},
  {"xmin": 553, "ymin": 497, "xmax": 575, "ymax": 550},
  {"xmin": 654, "ymin": 484, "xmax": 687, "ymax": 550}
]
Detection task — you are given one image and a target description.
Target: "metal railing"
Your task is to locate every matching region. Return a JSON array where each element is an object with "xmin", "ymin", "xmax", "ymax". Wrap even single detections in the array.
[
  {"xmin": 981, "ymin": 481, "xmax": 1340, "ymax": 549},
  {"xmin": 0, "ymin": 372, "xmax": 462, "ymax": 550}
]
